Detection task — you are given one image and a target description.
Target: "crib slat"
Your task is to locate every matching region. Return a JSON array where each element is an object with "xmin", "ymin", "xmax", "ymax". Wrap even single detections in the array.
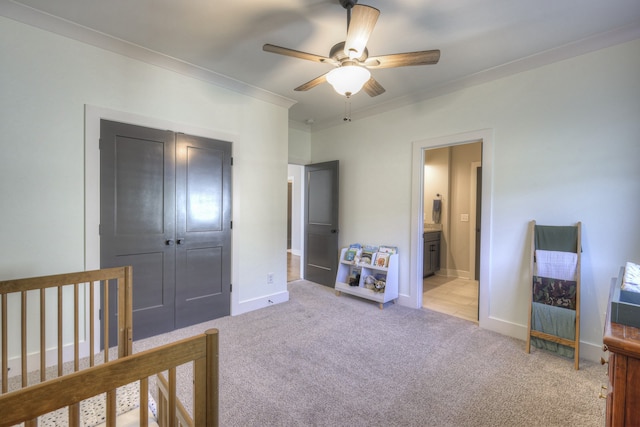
[
  {"xmin": 90, "ymin": 281, "xmax": 95, "ymax": 367},
  {"xmin": 73, "ymin": 283, "xmax": 79, "ymax": 372},
  {"xmin": 1, "ymin": 294, "xmax": 7, "ymax": 394},
  {"xmin": 194, "ymin": 357, "xmax": 206, "ymax": 425},
  {"xmin": 57, "ymin": 286, "xmax": 62, "ymax": 377},
  {"xmin": 206, "ymin": 328, "xmax": 219, "ymax": 427},
  {"xmin": 103, "ymin": 281, "xmax": 109, "ymax": 363},
  {"xmin": 106, "ymin": 389, "xmax": 116, "ymax": 427},
  {"xmin": 169, "ymin": 367, "xmax": 177, "ymax": 425},
  {"xmin": 21, "ymin": 291, "xmax": 27, "ymax": 388},
  {"xmin": 40, "ymin": 288, "xmax": 46, "ymax": 382},
  {"xmin": 123, "ymin": 266, "xmax": 133, "ymax": 357},
  {"xmin": 69, "ymin": 402, "xmax": 80, "ymax": 427},
  {"xmin": 140, "ymin": 378, "xmax": 149, "ymax": 425}
]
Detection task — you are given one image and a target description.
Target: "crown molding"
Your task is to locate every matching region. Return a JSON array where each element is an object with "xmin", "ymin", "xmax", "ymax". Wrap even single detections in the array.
[
  {"xmin": 310, "ymin": 20, "xmax": 640, "ymax": 131},
  {"xmin": 0, "ymin": 1, "xmax": 297, "ymax": 110}
]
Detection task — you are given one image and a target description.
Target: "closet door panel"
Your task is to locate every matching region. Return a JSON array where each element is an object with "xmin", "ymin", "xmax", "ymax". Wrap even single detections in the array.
[
  {"xmin": 175, "ymin": 134, "xmax": 231, "ymax": 327},
  {"xmin": 100, "ymin": 119, "xmax": 176, "ymax": 341}
]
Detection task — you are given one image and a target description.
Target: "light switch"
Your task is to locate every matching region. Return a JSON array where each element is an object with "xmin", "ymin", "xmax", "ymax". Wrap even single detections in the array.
[{"xmin": 461, "ymin": 214, "xmax": 469, "ymax": 222}]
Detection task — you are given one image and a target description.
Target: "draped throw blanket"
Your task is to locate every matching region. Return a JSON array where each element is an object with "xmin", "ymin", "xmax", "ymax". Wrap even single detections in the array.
[
  {"xmin": 530, "ymin": 302, "xmax": 576, "ymax": 358},
  {"xmin": 532, "ymin": 276, "xmax": 577, "ymax": 310}
]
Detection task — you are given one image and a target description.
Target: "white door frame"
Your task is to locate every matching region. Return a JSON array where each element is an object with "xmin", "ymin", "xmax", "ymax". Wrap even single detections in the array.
[
  {"xmin": 469, "ymin": 161, "xmax": 482, "ymax": 282},
  {"xmin": 409, "ymin": 129, "xmax": 493, "ymax": 328}
]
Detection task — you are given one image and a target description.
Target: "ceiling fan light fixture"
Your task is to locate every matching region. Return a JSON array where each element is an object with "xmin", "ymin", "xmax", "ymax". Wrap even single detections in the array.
[{"xmin": 326, "ymin": 65, "xmax": 370, "ymax": 97}]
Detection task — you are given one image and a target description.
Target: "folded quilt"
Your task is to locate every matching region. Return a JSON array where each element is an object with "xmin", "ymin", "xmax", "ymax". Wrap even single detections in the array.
[
  {"xmin": 622, "ymin": 261, "xmax": 640, "ymax": 293},
  {"xmin": 535, "ymin": 249, "xmax": 577, "ymax": 281}
]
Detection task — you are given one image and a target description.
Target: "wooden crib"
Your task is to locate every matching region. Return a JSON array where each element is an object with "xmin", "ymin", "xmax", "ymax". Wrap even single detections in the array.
[{"xmin": 0, "ymin": 267, "xmax": 218, "ymax": 426}]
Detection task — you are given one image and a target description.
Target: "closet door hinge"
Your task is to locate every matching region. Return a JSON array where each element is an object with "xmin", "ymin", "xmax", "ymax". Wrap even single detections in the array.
[
  {"xmin": 230, "ymin": 283, "xmax": 233, "ymax": 292},
  {"xmin": 230, "ymin": 221, "xmax": 233, "ymax": 229},
  {"xmin": 230, "ymin": 157, "xmax": 234, "ymax": 166}
]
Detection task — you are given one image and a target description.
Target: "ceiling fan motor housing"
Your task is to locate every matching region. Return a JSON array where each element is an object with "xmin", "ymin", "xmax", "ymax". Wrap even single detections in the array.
[
  {"xmin": 339, "ymin": 0, "xmax": 359, "ymax": 9},
  {"xmin": 330, "ymin": 42, "xmax": 368, "ymax": 63}
]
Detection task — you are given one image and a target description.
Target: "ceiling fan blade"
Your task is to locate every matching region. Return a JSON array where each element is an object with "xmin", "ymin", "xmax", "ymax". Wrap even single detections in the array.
[
  {"xmin": 365, "ymin": 50, "xmax": 441, "ymax": 69},
  {"xmin": 263, "ymin": 44, "xmax": 335, "ymax": 65},
  {"xmin": 344, "ymin": 5, "xmax": 380, "ymax": 59},
  {"xmin": 363, "ymin": 77, "xmax": 385, "ymax": 97},
  {"xmin": 294, "ymin": 73, "xmax": 328, "ymax": 92}
]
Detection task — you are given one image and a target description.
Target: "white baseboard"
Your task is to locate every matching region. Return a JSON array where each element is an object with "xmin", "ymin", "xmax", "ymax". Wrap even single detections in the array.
[
  {"xmin": 437, "ymin": 269, "xmax": 471, "ymax": 279},
  {"xmin": 6, "ymin": 341, "xmax": 91, "ymax": 379},
  {"xmin": 481, "ymin": 315, "xmax": 605, "ymax": 364},
  {"xmin": 232, "ymin": 290, "xmax": 290, "ymax": 316}
]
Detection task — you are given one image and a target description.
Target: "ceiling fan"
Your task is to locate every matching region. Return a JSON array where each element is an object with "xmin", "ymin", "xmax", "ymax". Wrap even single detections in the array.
[{"xmin": 263, "ymin": 0, "xmax": 440, "ymax": 98}]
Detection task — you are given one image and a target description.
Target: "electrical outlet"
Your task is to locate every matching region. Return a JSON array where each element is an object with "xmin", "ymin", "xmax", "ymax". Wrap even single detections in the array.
[
  {"xmin": 461, "ymin": 213, "xmax": 469, "ymax": 222},
  {"xmin": 267, "ymin": 273, "xmax": 274, "ymax": 284}
]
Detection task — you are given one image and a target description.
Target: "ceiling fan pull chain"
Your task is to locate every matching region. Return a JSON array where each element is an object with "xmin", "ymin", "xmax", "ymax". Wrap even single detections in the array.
[{"xmin": 344, "ymin": 100, "xmax": 352, "ymax": 122}]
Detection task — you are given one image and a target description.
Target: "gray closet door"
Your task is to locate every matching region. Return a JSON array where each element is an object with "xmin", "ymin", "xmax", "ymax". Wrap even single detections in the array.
[
  {"xmin": 175, "ymin": 133, "xmax": 231, "ymax": 327},
  {"xmin": 100, "ymin": 120, "xmax": 176, "ymax": 339},
  {"xmin": 100, "ymin": 120, "xmax": 232, "ymax": 340},
  {"xmin": 304, "ymin": 160, "xmax": 339, "ymax": 286}
]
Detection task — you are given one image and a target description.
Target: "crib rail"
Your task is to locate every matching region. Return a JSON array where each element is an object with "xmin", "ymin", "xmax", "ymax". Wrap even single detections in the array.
[
  {"xmin": 0, "ymin": 329, "xmax": 219, "ymax": 427},
  {"xmin": 0, "ymin": 266, "xmax": 133, "ymax": 394}
]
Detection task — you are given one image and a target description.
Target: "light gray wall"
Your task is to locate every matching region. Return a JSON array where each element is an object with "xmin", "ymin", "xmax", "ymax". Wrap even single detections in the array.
[
  {"xmin": 310, "ymin": 38, "xmax": 640, "ymax": 362},
  {"xmin": 0, "ymin": 15, "xmax": 290, "ymax": 324}
]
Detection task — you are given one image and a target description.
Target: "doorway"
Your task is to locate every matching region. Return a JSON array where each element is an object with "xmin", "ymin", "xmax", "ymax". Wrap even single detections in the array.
[{"xmin": 421, "ymin": 142, "xmax": 481, "ymax": 322}]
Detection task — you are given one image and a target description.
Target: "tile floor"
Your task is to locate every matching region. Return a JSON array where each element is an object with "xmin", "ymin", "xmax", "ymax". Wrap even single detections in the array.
[{"xmin": 423, "ymin": 275, "xmax": 479, "ymax": 323}]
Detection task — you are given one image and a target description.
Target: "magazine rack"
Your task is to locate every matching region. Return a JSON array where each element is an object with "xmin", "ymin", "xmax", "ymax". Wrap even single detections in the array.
[{"xmin": 525, "ymin": 220, "xmax": 582, "ymax": 369}]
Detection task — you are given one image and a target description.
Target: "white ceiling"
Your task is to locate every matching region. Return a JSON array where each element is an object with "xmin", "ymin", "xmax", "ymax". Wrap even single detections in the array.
[{"xmin": 3, "ymin": 0, "xmax": 640, "ymax": 128}]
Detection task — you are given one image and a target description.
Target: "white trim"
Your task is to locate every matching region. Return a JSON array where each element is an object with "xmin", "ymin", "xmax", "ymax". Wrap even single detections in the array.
[
  {"xmin": 469, "ymin": 161, "xmax": 481, "ymax": 282},
  {"xmin": 409, "ymin": 129, "xmax": 494, "ymax": 331},
  {"xmin": 232, "ymin": 291, "xmax": 290, "ymax": 316}
]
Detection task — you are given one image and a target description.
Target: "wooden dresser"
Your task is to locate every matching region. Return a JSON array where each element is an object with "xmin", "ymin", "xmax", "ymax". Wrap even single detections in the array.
[{"xmin": 603, "ymin": 280, "xmax": 640, "ymax": 426}]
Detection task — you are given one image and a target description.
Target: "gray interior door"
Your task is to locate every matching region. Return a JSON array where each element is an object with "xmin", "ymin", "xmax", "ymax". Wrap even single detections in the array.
[
  {"xmin": 174, "ymin": 133, "xmax": 231, "ymax": 328},
  {"xmin": 304, "ymin": 161, "xmax": 339, "ymax": 286},
  {"xmin": 100, "ymin": 120, "xmax": 231, "ymax": 340},
  {"xmin": 100, "ymin": 120, "xmax": 176, "ymax": 339}
]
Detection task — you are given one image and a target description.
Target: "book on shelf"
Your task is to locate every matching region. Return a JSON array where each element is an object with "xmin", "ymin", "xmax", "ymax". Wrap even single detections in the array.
[
  {"xmin": 348, "ymin": 266, "xmax": 361, "ymax": 286},
  {"xmin": 373, "ymin": 252, "xmax": 390, "ymax": 268},
  {"xmin": 358, "ymin": 245, "xmax": 378, "ymax": 265},
  {"xmin": 378, "ymin": 245, "xmax": 398, "ymax": 254},
  {"xmin": 343, "ymin": 243, "xmax": 362, "ymax": 263},
  {"xmin": 344, "ymin": 248, "xmax": 358, "ymax": 262}
]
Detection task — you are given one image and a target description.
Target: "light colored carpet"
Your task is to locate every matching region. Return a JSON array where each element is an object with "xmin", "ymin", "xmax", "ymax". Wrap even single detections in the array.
[{"xmin": 134, "ymin": 279, "xmax": 607, "ymax": 427}]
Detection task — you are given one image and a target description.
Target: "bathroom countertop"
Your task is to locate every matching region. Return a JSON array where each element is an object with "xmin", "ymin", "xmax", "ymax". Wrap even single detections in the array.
[{"xmin": 424, "ymin": 224, "xmax": 442, "ymax": 232}]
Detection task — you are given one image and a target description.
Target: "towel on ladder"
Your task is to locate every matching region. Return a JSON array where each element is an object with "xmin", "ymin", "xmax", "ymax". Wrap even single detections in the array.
[
  {"xmin": 535, "ymin": 250, "xmax": 577, "ymax": 281},
  {"xmin": 530, "ymin": 302, "xmax": 576, "ymax": 358}
]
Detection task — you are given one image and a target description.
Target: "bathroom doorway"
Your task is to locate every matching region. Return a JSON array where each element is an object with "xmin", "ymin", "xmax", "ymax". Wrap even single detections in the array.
[{"xmin": 422, "ymin": 142, "xmax": 482, "ymax": 322}]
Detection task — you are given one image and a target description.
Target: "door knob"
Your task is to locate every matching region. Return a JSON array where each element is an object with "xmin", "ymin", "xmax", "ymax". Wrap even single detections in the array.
[
  {"xmin": 166, "ymin": 239, "xmax": 175, "ymax": 246},
  {"xmin": 177, "ymin": 239, "xmax": 184, "ymax": 245}
]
